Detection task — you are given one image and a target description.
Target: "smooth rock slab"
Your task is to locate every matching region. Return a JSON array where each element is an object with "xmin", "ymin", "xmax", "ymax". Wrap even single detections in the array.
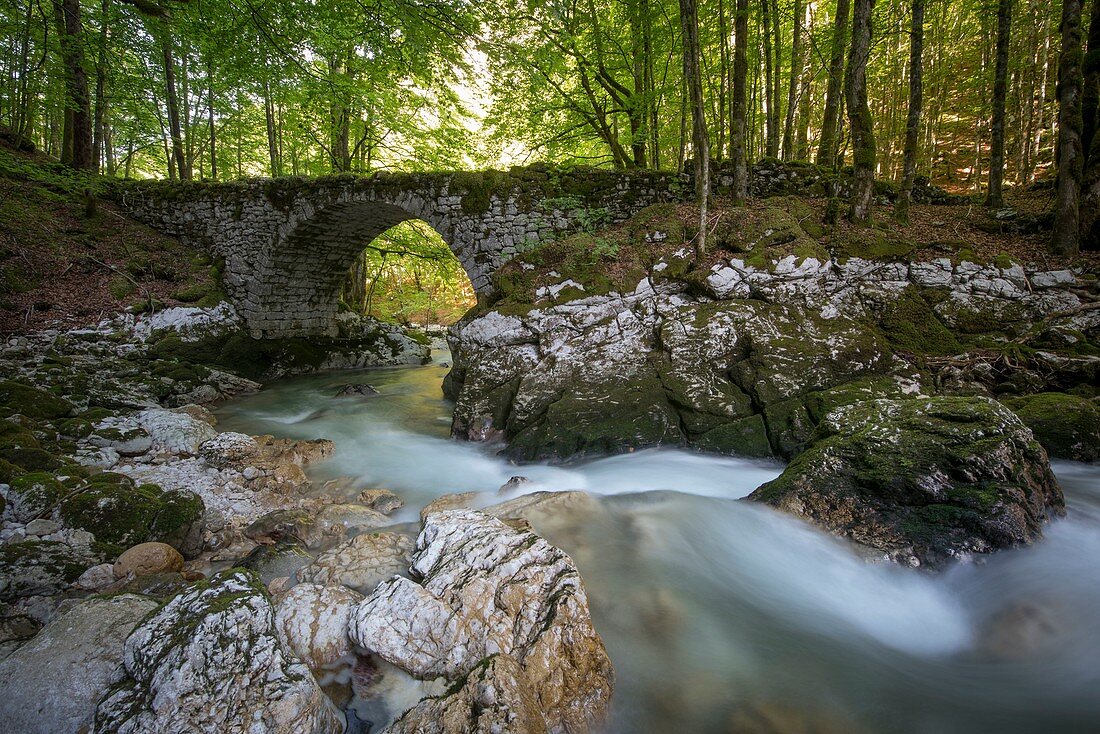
[
  {"xmin": 0, "ymin": 595, "xmax": 157, "ymax": 734},
  {"xmin": 112, "ymin": 542, "xmax": 184, "ymax": 579},
  {"xmin": 93, "ymin": 569, "xmax": 341, "ymax": 734},
  {"xmin": 349, "ymin": 510, "xmax": 613, "ymax": 733}
]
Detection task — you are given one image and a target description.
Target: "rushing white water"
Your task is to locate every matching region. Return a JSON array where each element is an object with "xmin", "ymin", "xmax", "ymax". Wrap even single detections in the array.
[{"xmin": 216, "ymin": 352, "xmax": 1100, "ymax": 734}]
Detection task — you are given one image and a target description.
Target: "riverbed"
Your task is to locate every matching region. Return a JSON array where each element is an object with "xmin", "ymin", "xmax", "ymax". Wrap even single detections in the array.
[{"xmin": 216, "ymin": 351, "xmax": 1100, "ymax": 734}]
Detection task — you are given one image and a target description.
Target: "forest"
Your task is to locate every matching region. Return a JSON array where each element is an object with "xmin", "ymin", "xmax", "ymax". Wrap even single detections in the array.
[{"xmin": 1, "ymin": 0, "xmax": 1099, "ymax": 280}]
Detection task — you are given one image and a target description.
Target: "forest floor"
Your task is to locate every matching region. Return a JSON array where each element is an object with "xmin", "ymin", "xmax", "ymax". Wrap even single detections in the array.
[
  {"xmin": 0, "ymin": 143, "xmax": 222, "ymax": 335},
  {"xmin": 3, "ymin": 136, "xmax": 1096, "ymax": 335}
]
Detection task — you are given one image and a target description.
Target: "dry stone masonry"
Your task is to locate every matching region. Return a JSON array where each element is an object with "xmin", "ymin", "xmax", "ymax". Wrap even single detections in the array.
[{"xmin": 114, "ymin": 168, "xmax": 683, "ymax": 338}]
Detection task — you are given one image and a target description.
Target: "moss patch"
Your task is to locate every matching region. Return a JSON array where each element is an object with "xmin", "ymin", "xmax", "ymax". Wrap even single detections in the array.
[
  {"xmin": 876, "ymin": 288, "xmax": 962, "ymax": 357},
  {"xmin": 1004, "ymin": 392, "xmax": 1100, "ymax": 462}
]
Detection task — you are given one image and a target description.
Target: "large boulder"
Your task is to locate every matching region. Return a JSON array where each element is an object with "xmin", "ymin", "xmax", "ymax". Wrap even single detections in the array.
[
  {"xmin": 0, "ymin": 595, "xmax": 157, "ymax": 734},
  {"xmin": 1004, "ymin": 392, "xmax": 1100, "ymax": 462},
  {"xmin": 447, "ymin": 291, "xmax": 896, "ymax": 461},
  {"xmin": 273, "ymin": 583, "xmax": 363, "ymax": 673},
  {"xmin": 0, "ymin": 540, "xmax": 100, "ymax": 601},
  {"xmin": 94, "ymin": 569, "xmax": 341, "ymax": 734},
  {"xmin": 749, "ymin": 397, "xmax": 1065, "ymax": 568},
  {"xmin": 58, "ymin": 472, "xmax": 204, "ymax": 557},
  {"xmin": 349, "ymin": 510, "xmax": 613, "ymax": 733}
]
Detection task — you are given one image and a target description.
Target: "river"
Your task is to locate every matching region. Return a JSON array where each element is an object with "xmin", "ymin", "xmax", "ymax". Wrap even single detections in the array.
[{"xmin": 216, "ymin": 350, "xmax": 1100, "ymax": 734}]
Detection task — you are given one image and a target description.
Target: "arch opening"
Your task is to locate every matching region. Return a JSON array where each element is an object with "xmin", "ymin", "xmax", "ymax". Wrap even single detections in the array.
[
  {"xmin": 248, "ymin": 198, "xmax": 482, "ymax": 337},
  {"xmin": 341, "ymin": 220, "xmax": 476, "ymax": 328}
]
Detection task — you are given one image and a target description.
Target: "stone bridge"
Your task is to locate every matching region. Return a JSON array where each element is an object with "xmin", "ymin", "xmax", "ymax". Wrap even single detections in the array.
[{"xmin": 115, "ymin": 167, "xmax": 684, "ymax": 338}]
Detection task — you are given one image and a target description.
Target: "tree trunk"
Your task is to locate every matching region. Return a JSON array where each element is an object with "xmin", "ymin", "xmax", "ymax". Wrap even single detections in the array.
[
  {"xmin": 730, "ymin": 0, "xmax": 750, "ymax": 202},
  {"xmin": 986, "ymin": 0, "xmax": 1013, "ymax": 208},
  {"xmin": 1053, "ymin": 0, "xmax": 1083, "ymax": 255},
  {"xmin": 207, "ymin": 57, "xmax": 217, "ymax": 180},
  {"xmin": 1051, "ymin": 0, "xmax": 1086, "ymax": 255},
  {"xmin": 760, "ymin": 0, "xmax": 779, "ymax": 158},
  {"xmin": 628, "ymin": 0, "xmax": 649, "ymax": 167},
  {"xmin": 53, "ymin": 0, "xmax": 93, "ymax": 170},
  {"xmin": 680, "ymin": 0, "xmax": 709, "ymax": 256},
  {"xmin": 1082, "ymin": 0, "xmax": 1100, "ymax": 160},
  {"xmin": 817, "ymin": 0, "xmax": 850, "ymax": 167},
  {"xmin": 263, "ymin": 77, "xmax": 281, "ymax": 176},
  {"xmin": 846, "ymin": 0, "xmax": 876, "ymax": 223},
  {"xmin": 1079, "ymin": 0, "xmax": 1100, "ymax": 249},
  {"xmin": 783, "ymin": 0, "xmax": 803, "ymax": 160},
  {"xmin": 161, "ymin": 36, "xmax": 188, "ymax": 180},
  {"xmin": 896, "ymin": 0, "xmax": 924, "ymax": 224},
  {"xmin": 92, "ymin": 0, "xmax": 110, "ymax": 173}
]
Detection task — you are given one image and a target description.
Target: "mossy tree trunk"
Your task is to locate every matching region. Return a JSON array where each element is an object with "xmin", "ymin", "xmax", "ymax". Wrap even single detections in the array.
[
  {"xmin": 986, "ymin": 0, "xmax": 1013, "ymax": 209},
  {"xmin": 1053, "ymin": 0, "xmax": 1084, "ymax": 256},
  {"xmin": 1080, "ymin": 0, "xmax": 1100, "ymax": 250},
  {"xmin": 845, "ymin": 0, "xmax": 876, "ymax": 224},
  {"xmin": 730, "ymin": 0, "xmax": 750, "ymax": 203},
  {"xmin": 817, "ymin": 0, "xmax": 850, "ymax": 169},
  {"xmin": 896, "ymin": 0, "xmax": 924, "ymax": 224}
]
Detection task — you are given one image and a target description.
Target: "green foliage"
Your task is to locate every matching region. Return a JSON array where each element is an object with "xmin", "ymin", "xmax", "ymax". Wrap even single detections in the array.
[{"xmin": 341, "ymin": 221, "xmax": 476, "ymax": 326}]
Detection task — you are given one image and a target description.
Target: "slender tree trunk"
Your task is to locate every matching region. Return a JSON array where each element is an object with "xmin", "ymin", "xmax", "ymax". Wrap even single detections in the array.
[
  {"xmin": 207, "ymin": 57, "xmax": 217, "ymax": 180},
  {"xmin": 92, "ymin": 0, "xmax": 110, "ymax": 173},
  {"xmin": 680, "ymin": 0, "xmax": 709, "ymax": 256},
  {"xmin": 731, "ymin": 0, "xmax": 750, "ymax": 202},
  {"xmin": 896, "ymin": 0, "xmax": 924, "ymax": 224},
  {"xmin": 161, "ymin": 36, "xmax": 188, "ymax": 180},
  {"xmin": 770, "ymin": 0, "xmax": 783, "ymax": 158},
  {"xmin": 986, "ymin": 0, "xmax": 1013, "ymax": 208},
  {"xmin": 1083, "ymin": 0, "xmax": 1100, "ymax": 160},
  {"xmin": 760, "ymin": 0, "xmax": 779, "ymax": 157},
  {"xmin": 817, "ymin": 0, "xmax": 850, "ymax": 167},
  {"xmin": 53, "ymin": 0, "xmax": 93, "ymax": 170},
  {"xmin": 263, "ymin": 77, "xmax": 280, "ymax": 176},
  {"xmin": 1053, "ymin": 0, "xmax": 1083, "ymax": 255},
  {"xmin": 1079, "ymin": 0, "xmax": 1100, "ymax": 249},
  {"xmin": 846, "ymin": 0, "xmax": 876, "ymax": 223},
  {"xmin": 629, "ymin": 0, "xmax": 649, "ymax": 167},
  {"xmin": 783, "ymin": 0, "xmax": 804, "ymax": 160}
]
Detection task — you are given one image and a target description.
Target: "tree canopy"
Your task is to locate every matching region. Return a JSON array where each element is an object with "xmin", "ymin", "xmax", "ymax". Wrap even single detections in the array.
[{"xmin": 1, "ymin": 0, "xmax": 1097, "ymax": 250}]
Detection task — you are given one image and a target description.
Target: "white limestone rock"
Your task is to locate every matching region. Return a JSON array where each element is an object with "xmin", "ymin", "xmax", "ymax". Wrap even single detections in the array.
[
  {"xmin": 199, "ymin": 431, "xmax": 260, "ymax": 468},
  {"xmin": 130, "ymin": 303, "xmax": 241, "ymax": 343},
  {"xmin": 0, "ymin": 595, "xmax": 157, "ymax": 734},
  {"xmin": 274, "ymin": 583, "xmax": 363, "ymax": 672},
  {"xmin": 297, "ymin": 532, "xmax": 412, "ymax": 594},
  {"xmin": 349, "ymin": 510, "xmax": 613, "ymax": 733},
  {"xmin": 93, "ymin": 569, "xmax": 341, "ymax": 734}
]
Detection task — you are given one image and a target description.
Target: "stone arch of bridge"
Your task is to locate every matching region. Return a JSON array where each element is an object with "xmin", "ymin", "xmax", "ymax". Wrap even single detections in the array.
[{"xmin": 245, "ymin": 198, "xmax": 477, "ymax": 337}]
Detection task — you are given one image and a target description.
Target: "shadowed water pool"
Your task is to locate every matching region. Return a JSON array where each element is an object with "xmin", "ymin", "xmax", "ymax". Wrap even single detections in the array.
[{"xmin": 216, "ymin": 352, "xmax": 1100, "ymax": 734}]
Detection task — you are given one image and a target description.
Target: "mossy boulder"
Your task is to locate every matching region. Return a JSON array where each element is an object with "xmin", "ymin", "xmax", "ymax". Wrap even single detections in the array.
[
  {"xmin": 0, "ymin": 381, "xmax": 72, "ymax": 420},
  {"xmin": 1005, "ymin": 393, "xmax": 1100, "ymax": 462},
  {"xmin": 749, "ymin": 397, "xmax": 1065, "ymax": 569},
  {"xmin": 875, "ymin": 288, "xmax": 963, "ymax": 357},
  {"xmin": 693, "ymin": 415, "xmax": 773, "ymax": 457},
  {"xmin": 7, "ymin": 472, "xmax": 68, "ymax": 522},
  {"xmin": 711, "ymin": 202, "xmax": 818, "ymax": 255},
  {"xmin": 58, "ymin": 473, "xmax": 205, "ymax": 558},
  {"xmin": 506, "ymin": 377, "xmax": 682, "ymax": 462},
  {"xmin": 0, "ymin": 541, "xmax": 100, "ymax": 601}
]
